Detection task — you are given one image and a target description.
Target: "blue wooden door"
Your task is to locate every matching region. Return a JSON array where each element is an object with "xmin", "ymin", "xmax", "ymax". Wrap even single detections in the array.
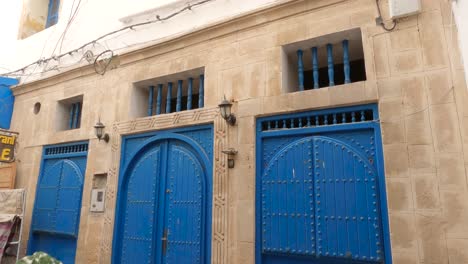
[
  {"xmin": 257, "ymin": 105, "xmax": 391, "ymax": 264},
  {"xmin": 114, "ymin": 128, "xmax": 212, "ymax": 264},
  {"xmin": 29, "ymin": 142, "xmax": 88, "ymax": 264}
]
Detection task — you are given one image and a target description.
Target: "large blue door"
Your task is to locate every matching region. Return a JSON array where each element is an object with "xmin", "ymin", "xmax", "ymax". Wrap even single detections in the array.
[
  {"xmin": 29, "ymin": 142, "xmax": 88, "ymax": 264},
  {"xmin": 256, "ymin": 105, "xmax": 391, "ymax": 264},
  {"xmin": 113, "ymin": 126, "xmax": 212, "ymax": 264}
]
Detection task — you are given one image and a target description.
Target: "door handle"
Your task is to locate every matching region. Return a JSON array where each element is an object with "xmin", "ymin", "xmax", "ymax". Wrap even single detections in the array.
[{"xmin": 162, "ymin": 228, "xmax": 168, "ymax": 255}]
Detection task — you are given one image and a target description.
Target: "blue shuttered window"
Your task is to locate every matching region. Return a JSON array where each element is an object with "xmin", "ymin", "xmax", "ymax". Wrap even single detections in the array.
[{"xmin": 46, "ymin": 0, "xmax": 60, "ymax": 28}]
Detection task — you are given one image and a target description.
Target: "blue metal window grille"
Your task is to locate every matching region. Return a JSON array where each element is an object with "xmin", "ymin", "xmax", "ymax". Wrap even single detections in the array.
[
  {"xmin": 46, "ymin": 0, "xmax": 60, "ymax": 28},
  {"xmin": 260, "ymin": 107, "xmax": 375, "ymax": 131},
  {"xmin": 147, "ymin": 74, "xmax": 204, "ymax": 116},
  {"xmin": 45, "ymin": 143, "xmax": 88, "ymax": 156},
  {"xmin": 68, "ymin": 102, "xmax": 81, "ymax": 129},
  {"xmin": 295, "ymin": 39, "xmax": 366, "ymax": 91}
]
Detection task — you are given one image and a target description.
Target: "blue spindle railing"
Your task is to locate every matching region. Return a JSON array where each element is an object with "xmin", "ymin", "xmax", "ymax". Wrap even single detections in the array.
[
  {"xmin": 342, "ymin": 113, "xmax": 346, "ymax": 123},
  {"xmin": 351, "ymin": 112, "xmax": 356, "ymax": 122},
  {"xmin": 187, "ymin": 77, "xmax": 193, "ymax": 110},
  {"xmin": 297, "ymin": 49, "xmax": 304, "ymax": 91},
  {"xmin": 360, "ymin": 110, "xmax": 365, "ymax": 121},
  {"xmin": 333, "ymin": 114, "xmax": 337, "ymax": 124},
  {"xmin": 148, "ymin": 86, "xmax": 154, "ymax": 116},
  {"xmin": 327, "ymin": 44, "xmax": 335, "ymax": 86},
  {"xmin": 199, "ymin": 75, "xmax": 204, "ymax": 108},
  {"xmin": 283, "ymin": 120, "xmax": 287, "ymax": 129},
  {"xmin": 275, "ymin": 121, "xmax": 279, "ymax": 129},
  {"xmin": 324, "ymin": 114, "xmax": 328, "ymax": 125},
  {"xmin": 343, "ymin": 40, "xmax": 351, "ymax": 84},
  {"xmin": 176, "ymin": 80, "xmax": 183, "ymax": 112},
  {"xmin": 156, "ymin": 84, "xmax": 162, "ymax": 115},
  {"xmin": 73, "ymin": 102, "xmax": 80, "ymax": 129},
  {"xmin": 69, "ymin": 103, "xmax": 75, "ymax": 129},
  {"xmin": 166, "ymin": 82, "xmax": 173, "ymax": 113},
  {"xmin": 312, "ymin": 47, "xmax": 319, "ymax": 89},
  {"xmin": 315, "ymin": 116, "xmax": 319, "ymax": 126}
]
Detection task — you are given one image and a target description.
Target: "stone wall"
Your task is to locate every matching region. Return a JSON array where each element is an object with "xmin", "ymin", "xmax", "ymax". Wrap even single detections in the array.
[{"xmin": 9, "ymin": 0, "xmax": 468, "ymax": 263}]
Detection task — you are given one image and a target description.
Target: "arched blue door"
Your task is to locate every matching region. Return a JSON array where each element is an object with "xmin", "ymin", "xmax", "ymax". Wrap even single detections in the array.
[
  {"xmin": 256, "ymin": 105, "xmax": 391, "ymax": 264},
  {"xmin": 114, "ymin": 131, "xmax": 211, "ymax": 264},
  {"xmin": 29, "ymin": 143, "xmax": 88, "ymax": 264}
]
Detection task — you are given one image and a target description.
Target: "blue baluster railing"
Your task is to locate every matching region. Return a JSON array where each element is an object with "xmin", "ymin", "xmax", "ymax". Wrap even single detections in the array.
[
  {"xmin": 327, "ymin": 44, "xmax": 335, "ymax": 86},
  {"xmin": 199, "ymin": 74, "xmax": 204, "ymax": 108},
  {"xmin": 69, "ymin": 103, "xmax": 75, "ymax": 129},
  {"xmin": 176, "ymin": 80, "xmax": 183, "ymax": 112},
  {"xmin": 297, "ymin": 49, "xmax": 304, "ymax": 91},
  {"xmin": 166, "ymin": 82, "xmax": 173, "ymax": 113},
  {"xmin": 73, "ymin": 102, "xmax": 80, "ymax": 128},
  {"xmin": 312, "ymin": 47, "xmax": 319, "ymax": 89},
  {"xmin": 343, "ymin": 40, "xmax": 351, "ymax": 84},
  {"xmin": 148, "ymin": 85, "xmax": 154, "ymax": 116},
  {"xmin": 187, "ymin": 77, "xmax": 193, "ymax": 110},
  {"xmin": 156, "ymin": 84, "xmax": 162, "ymax": 115}
]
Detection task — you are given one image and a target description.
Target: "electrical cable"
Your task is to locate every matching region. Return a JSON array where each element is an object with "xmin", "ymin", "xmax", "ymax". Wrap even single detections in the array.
[
  {"xmin": 0, "ymin": 0, "xmax": 215, "ymax": 78},
  {"xmin": 375, "ymin": 0, "xmax": 397, "ymax": 32}
]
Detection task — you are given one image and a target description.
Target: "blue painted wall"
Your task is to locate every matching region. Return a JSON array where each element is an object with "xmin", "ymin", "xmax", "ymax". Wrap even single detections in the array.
[{"xmin": 0, "ymin": 77, "xmax": 18, "ymax": 129}]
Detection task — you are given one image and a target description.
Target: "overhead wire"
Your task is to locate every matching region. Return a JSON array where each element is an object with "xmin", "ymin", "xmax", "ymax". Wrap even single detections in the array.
[{"xmin": 0, "ymin": 0, "xmax": 215, "ymax": 78}]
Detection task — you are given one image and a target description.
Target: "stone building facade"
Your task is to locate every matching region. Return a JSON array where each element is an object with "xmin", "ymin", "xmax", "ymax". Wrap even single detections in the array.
[{"xmin": 8, "ymin": 0, "xmax": 468, "ymax": 263}]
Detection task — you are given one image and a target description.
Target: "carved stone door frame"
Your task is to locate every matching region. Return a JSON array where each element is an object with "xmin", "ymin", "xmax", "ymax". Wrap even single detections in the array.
[{"xmin": 99, "ymin": 107, "xmax": 229, "ymax": 264}]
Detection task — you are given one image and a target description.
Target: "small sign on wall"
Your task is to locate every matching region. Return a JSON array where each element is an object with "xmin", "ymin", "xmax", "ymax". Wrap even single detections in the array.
[{"xmin": 0, "ymin": 130, "xmax": 17, "ymax": 163}]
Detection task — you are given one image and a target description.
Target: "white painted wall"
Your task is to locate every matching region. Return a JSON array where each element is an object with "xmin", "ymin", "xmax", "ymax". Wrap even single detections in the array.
[
  {"xmin": 0, "ymin": 0, "xmax": 289, "ymax": 84},
  {"xmin": 453, "ymin": 0, "xmax": 468, "ymax": 87}
]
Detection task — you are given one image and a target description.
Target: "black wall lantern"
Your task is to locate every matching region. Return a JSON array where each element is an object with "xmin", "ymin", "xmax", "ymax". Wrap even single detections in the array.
[
  {"xmin": 94, "ymin": 119, "xmax": 109, "ymax": 143},
  {"xmin": 218, "ymin": 96, "xmax": 236, "ymax": 126},
  {"xmin": 222, "ymin": 148, "xmax": 238, "ymax": 168}
]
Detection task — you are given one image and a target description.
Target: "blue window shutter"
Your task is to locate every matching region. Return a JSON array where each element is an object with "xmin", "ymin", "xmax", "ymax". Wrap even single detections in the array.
[{"xmin": 46, "ymin": 0, "xmax": 60, "ymax": 28}]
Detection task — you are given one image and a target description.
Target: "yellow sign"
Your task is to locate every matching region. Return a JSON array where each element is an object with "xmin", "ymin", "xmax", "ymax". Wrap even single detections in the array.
[{"xmin": 0, "ymin": 132, "xmax": 16, "ymax": 162}]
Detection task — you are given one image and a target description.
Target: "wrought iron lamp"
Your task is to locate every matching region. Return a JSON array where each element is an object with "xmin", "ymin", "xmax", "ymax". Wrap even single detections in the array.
[
  {"xmin": 221, "ymin": 148, "xmax": 238, "ymax": 168},
  {"xmin": 94, "ymin": 119, "xmax": 109, "ymax": 143},
  {"xmin": 218, "ymin": 96, "xmax": 236, "ymax": 125}
]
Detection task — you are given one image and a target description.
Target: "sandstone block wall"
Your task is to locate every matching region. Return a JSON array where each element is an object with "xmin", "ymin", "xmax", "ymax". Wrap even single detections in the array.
[{"xmin": 9, "ymin": 0, "xmax": 468, "ymax": 263}]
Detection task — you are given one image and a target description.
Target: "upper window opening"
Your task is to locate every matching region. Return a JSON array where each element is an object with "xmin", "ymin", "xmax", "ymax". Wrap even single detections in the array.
[
  {"xmin": 46, "ymin": 0, "xmax": 60, "ymax": 28},
  {"xmin": 282, "ymin": 28, "xmax": 366, "ymax": 93},
  {"xmin": 131, "ymin": 68, "xmax": 205, "ymax": 119},
  {"xmin": 18, "ymin": 0, "xmax": 60, "ymax": 39},
  {"xmin": 56, "ymin": 95, "xmax": 83, "ymax": 131}
]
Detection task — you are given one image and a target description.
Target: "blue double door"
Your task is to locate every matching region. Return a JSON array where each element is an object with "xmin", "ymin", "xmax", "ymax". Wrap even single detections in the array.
[
  {"xmin": 257, "ymin": 106, "xmax": 390, "ymax": 264},
  {"xmin": 114, "ymin": 129, "xmax": 212, "ymax": 264},
  {"xmin": 29, "ymin": 142, "xmax": 88, "ymax": 264}
]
